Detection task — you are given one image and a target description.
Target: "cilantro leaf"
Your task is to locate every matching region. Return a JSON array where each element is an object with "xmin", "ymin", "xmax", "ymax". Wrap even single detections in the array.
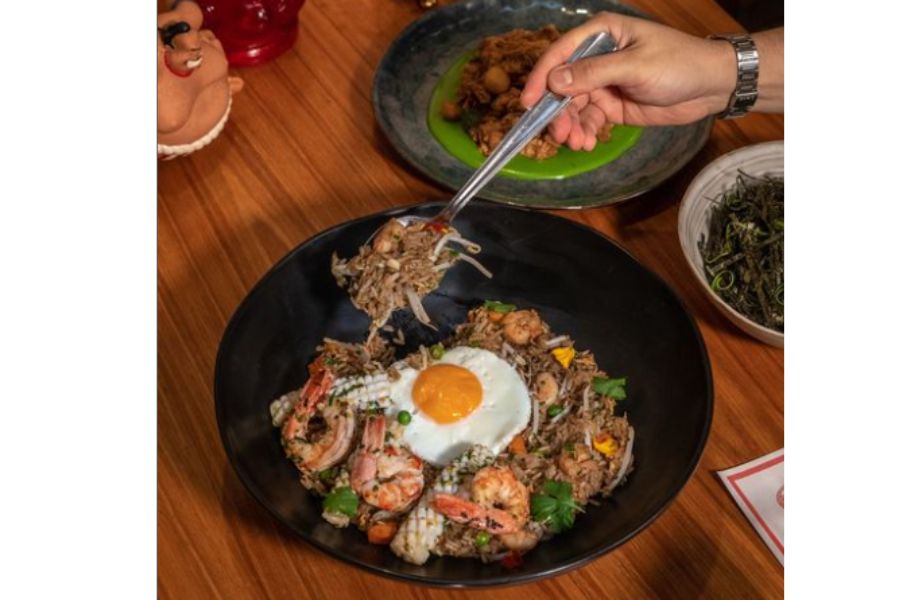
[
  {"xmin": 484, "ymin": 300, "xmax": 517, "ymax": 314},
  {"xmin": 530, "ymin": 494, "xmax": 558, "ymax": 524},
  {"xmin": 323, "ymin": 486, "xmax": 358, "ymax": 517},
  {"xmin": 592, "ymin": 376, "xmax": 627, "ymax": 401},
  {"xmin": 530, "ymin": 479, "xmax": 579, "ymax": 533}
]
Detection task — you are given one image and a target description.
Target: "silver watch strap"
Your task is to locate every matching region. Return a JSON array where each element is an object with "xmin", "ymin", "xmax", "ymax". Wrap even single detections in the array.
[{"xmin": 709, "ymin": 33, "xmax": 759, "ymax": 119}]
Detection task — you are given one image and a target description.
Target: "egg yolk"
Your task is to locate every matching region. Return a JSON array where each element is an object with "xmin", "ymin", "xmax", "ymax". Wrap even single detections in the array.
[{"xmin": 412, "ymin": 364, "xmax": 482, "ymax": 423}]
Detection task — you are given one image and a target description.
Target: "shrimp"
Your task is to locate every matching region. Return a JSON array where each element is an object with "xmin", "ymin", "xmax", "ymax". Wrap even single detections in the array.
[
  {"xmin": 431, "ymin": 466, "xmax": 529, "ymax": 534},
  {"xmin": 431, "ymin": 494, "xmax": 521, "ymax": 534},
  {"xmin": 281, "ymin": 368, "xmax": 356, "ymax": 474},
  {"xmin": 501, "ymin": 309, "xmax": 543, "ymax": 345},
  {"xmin": 534, "ymin": 372, "xmax": 558, "ymax": 404},
  {"xmin": 558, "ymin": 442, "xmax": 594, "ymax": 479},
  {"xmin": 498, "ymin": 527, "xmax": 540, "ymax": 552},
  {"xmin": 372, "ymin": 219, "xmax": 405, "ymax": 254},
  {"xmin": 350, "ymin": 415, "xmax": 425, "ymax": 512}
]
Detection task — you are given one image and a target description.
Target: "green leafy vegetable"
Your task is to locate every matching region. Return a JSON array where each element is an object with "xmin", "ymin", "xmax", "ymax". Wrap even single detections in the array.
[
  {"xmin": 698, "ymin": 172, "xmax": 784, "ymax": 331},
  {"xmin": 317, "ymin": 468, "xmax": 335, "ymax": 481},
  {"xmin": 323, "ymin": 486, "xmax": 358, "ymax": 517},
  {"xmin": 483, "ymin": 300, "xmax": 516, "ymax": 314},
  {"xmin": 592, "ymin": 376, "xmax": 627, "ymax": 401},
  {"xmin": 530, "ymin": 480, "xmax": 579, "ymax": 533},
  {"xmin": 547, "ymin": 404, "xmax": 563, "ymax": 418}
]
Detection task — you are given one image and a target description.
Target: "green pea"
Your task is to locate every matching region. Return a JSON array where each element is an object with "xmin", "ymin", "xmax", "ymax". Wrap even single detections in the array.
[
  {"xmin": 547, "ymin": 404, "xmax": 563, "ymax": 418},
  {"xmin": 398, "ymin": 410, "xmax": 412, "ymax": 426},
  {"xmin": 475, "ymin": 531, "xmax": 491, "ymax": 547},
  {"xmin": 430, "ymin": 343, "xmax": 445, "ymax": 360}
]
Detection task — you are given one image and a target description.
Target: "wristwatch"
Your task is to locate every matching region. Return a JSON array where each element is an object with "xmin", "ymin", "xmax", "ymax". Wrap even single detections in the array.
[{"xmin": 708, "ymin": 33, "xmax": 759, "ymax": 119}]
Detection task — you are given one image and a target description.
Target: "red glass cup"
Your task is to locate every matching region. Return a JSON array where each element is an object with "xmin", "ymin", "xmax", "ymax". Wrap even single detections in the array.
[{"xmin": 195, "ymin": 0, "xmax": 306, "ymax": 67}]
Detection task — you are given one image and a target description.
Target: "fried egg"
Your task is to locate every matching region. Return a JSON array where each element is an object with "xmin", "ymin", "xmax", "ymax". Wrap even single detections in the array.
[{"xmin": 388, "ymin": 346, "xmax": 531, "ymax": 465}]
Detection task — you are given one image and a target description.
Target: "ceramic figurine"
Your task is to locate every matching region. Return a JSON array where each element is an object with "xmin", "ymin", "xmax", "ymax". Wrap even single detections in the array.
[{"xmin": 157, "ymin": 1, "xmax": 243, "ymax": 159}]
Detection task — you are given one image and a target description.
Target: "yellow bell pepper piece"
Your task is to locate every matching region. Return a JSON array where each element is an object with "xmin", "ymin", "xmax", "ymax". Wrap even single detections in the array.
[
  {"xmin": 592, "ymin": 433, "xmax": 618, "ymax": 458},
  {"xmin": 551, "ymin": 347, "xmax": 575, "ymax": 369}
]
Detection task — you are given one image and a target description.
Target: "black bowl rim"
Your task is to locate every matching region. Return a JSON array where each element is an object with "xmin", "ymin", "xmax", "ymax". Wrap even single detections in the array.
[
  {"xmin": 370, "ymin": 0, "xmax": 714, "ymax": 209},
  {"xmin": 214, "ymin": 201, "xmax": 715, "ymax": 588}
]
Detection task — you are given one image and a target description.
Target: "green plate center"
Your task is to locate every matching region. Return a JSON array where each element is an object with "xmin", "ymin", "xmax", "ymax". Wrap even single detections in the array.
[{"xmin": 427, "ymin": 52, "xmax": 643, "ymax": 181}]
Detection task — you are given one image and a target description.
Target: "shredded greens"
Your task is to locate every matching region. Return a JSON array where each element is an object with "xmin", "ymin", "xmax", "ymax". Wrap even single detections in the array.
[{"xmin": 698, "ymin": 172, "xmax": 784, "ymax": 331}]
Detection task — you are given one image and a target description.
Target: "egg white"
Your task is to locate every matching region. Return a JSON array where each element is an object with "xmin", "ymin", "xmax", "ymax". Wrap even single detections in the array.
[{"xmin": 387, "ymin": 346, "xmax": 531, "ymax": 466}]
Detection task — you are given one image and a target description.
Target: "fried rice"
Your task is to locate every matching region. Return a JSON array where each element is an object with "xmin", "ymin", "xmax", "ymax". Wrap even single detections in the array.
[{"xmin": 270, "ymin": 303, "xmax": 635, "ymax": 566}]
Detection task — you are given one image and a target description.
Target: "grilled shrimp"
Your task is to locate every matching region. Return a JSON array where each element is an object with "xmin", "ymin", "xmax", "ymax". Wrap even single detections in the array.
[
  {"xmin": 431, "ymin": 465, "xmax": 529, "ymax": 534},
  {"xmin": 534, "ymin": 372, "xmax": 558, "ymax": 404},
  {"xmin": 281, "ymin": 368, "xmax": 356, "ymax": 473},
  {"xmin": 501, "ymin": 310, "xmax": 543, "ymax": 345},
  {"xmin": 558, "ymin": 442, "xmax": 594, "ymax": 479},
  {"xmin": 498, "ymin": 526, "xmax": 540, "ymax": 552},
  {"xmin": 350, "ymin": 415, "xmax": 425, "ymax": 512},
  {"xmin": 372, "ymin": 219, "xmax": 405, "ymax": 254}
]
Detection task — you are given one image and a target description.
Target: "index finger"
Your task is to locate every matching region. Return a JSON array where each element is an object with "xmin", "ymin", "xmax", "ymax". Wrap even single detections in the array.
[
  {"xmin": 520, "ymin": 34, "xmax": 582, "ymax": 108},
  {"xmin": 521, "ymin": 13, "xmax": 629, "ymax": 107}
]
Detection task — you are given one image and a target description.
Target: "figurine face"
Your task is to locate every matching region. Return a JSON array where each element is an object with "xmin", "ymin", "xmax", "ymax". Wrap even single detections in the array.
[
  {"xmin": 157, "ymin": 1, "xmax": 242, "ymax": 157},
  {"xmin": 158, "ymin": 2, "xmax": 207, "ymax": 74}
]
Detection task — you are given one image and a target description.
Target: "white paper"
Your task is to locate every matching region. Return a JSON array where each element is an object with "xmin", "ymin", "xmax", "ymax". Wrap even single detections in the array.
[{"xmin": 718, "ymin": 448, "xmax": 784, "ymax": 565}]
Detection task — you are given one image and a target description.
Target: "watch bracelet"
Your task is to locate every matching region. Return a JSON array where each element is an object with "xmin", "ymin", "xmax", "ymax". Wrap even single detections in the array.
[{"xmin": 708, "ymin": 33, "xmax": 759, "ymax": 119}]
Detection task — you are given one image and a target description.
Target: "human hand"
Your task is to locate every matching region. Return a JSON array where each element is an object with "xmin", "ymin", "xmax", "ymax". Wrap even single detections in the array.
[{"xmin": 521, "ymin": 12, "xmax": 736, "ymax": 151}]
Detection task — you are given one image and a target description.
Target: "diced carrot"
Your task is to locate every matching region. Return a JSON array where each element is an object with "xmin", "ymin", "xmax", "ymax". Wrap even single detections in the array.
[
  {"xmin": 508, "ymin": 435, "xmax": 527, "ymax": 456},
  {"xmin": 488, "ymin": 310, "xmax": 505, "ymax": 322},
  {"xmin": 367, "ymin": 520, "xmax": 399, "ymax": 545}
]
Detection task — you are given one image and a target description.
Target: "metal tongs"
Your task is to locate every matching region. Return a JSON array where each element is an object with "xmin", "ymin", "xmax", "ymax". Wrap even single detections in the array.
[{"xmin": 369, "ymin": 31, "xmax": 618, "ymax": 241}]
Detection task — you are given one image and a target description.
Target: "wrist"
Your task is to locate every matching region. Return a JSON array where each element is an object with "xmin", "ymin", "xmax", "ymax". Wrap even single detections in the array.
[{"xmin": 704, "ymin": 39, "xmax": 738, "ymax": 115}]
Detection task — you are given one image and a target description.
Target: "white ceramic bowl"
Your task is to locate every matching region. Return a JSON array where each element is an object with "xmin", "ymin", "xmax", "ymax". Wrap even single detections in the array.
[{"xmin": 677, "ymin": 140, "xmax": 784, "ymax": 347}]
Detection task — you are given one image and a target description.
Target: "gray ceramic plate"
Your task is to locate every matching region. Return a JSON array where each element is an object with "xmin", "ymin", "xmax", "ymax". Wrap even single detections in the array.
[{"xmin": 373, "ymin": 0, "xmax": 713, "ymax": 209}]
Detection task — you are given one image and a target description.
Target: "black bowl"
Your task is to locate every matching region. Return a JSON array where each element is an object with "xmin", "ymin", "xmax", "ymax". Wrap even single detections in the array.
[{"xmin": 215, "ymin": 202, "xmax": 713, "ymax": 587}]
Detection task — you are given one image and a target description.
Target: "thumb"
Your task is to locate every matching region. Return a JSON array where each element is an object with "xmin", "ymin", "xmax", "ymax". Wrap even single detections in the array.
[{"xmin": 547, "ymin": 51, "xmax": 634, "ymax": 97}]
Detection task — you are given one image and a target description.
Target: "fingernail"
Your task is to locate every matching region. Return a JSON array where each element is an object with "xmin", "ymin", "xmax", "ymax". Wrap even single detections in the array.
[{"xmin": 549, "ymin": 67, "xmax": 573, "ymax": 88}]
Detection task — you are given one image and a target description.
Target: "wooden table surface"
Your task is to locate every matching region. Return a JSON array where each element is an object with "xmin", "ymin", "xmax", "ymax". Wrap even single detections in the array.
[{"xmin": 158, "ymin": 1, "xmax": 784, "ymax": 597}]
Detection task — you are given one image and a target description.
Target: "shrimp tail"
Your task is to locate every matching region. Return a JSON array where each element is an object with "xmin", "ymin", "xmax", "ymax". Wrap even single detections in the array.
[{"xmin": 431, "ymin": 493, "xmax": 520, "ymax": 534}]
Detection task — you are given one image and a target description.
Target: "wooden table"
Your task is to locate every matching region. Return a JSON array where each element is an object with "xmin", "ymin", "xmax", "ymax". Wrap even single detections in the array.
[{"xmin": 158, "ymin": 1, "xmax": 784, "ymax": 597}]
